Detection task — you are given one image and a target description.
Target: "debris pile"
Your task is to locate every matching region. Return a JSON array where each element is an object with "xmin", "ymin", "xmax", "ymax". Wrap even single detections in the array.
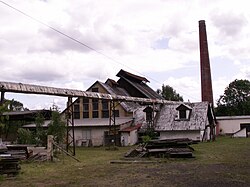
[
  {"xmin": 26, "ymin": 147, "xmax": 47, "ymax": 162},
  {"xmin": 3, "ymin": 145, "xmax": 47, "ymax": 163},
  {"xmin": 125, "ymin": 138, "xmax": 195, "ymax": 158},
  {"xmin": 0, "ymin": 146, "xmax": 21, "ymax": 176}
]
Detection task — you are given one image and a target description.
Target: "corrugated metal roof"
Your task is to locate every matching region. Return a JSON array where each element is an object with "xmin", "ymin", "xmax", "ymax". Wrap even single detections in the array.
[
  {"xmin": 2, "ymin": 110, "xmax": 50, "ymax": 116},
  {"xmin": 0, "ymin": 81, "xmax": 168, "ymax": 104},
  {"xmin": 155, "ymin": 102, "xmax": 209, "ymax": 131},
  {"xmin": 120, "ymin": 123, "xmax": 142, "ymax": 132}
]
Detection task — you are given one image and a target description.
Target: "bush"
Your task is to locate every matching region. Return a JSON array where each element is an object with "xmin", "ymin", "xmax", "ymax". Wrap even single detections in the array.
[
  {"xmin": 17, "ymin": 128, "xmax": 35, "ymax": 144},
  {"xmin": 142, "ymin": 135, "xmax": 151, "ymax": 143}
]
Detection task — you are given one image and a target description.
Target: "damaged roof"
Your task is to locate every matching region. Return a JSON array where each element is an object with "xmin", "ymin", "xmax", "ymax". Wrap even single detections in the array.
[
  {"xmin": 155, "ymin": 102, "xmax": 211, "ymax": 131},
  {"xmin": 116, "ymin": 69, "xmax": 149, "ymax": 83},
  {"xmin": 118, "ymin": 77, "xmax": 163, "ymax": 100},
  {"xmin": 98, "ymin": 81, "xmax": 141, "ymax": 112}
]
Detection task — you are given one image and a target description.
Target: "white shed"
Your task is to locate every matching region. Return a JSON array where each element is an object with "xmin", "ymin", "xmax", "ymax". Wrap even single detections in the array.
[
  {"xmin": 120, "ymin": 124, "xmax": 142, "ymax": 146},
  {"xmin": 216, "ymin": 116, "xmax": 250, "ymax": 136}
]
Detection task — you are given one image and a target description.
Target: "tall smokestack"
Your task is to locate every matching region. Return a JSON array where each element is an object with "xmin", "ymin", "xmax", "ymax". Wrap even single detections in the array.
[{"xmin": 199, "ymin": 20, "xmax": 213, "ymax": 104}]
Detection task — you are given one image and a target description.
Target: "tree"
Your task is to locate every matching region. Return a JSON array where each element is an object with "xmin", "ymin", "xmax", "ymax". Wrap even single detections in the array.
[
  {"xmin": 0, "ymin": 99, "xmax": 27, "ymax": 139},
  {"xmin": 216, "ymin": 79, "xmax": 250, "ymax": 116},
  {"xmin": 34, "ymin": 112, "xmax": 47, "ymax": 146},
  {"xmin": 47, "ymin": 110, "xmax": 66, "ymax": 144},
  {"xmin": 157, "ymin": 84, "xmax": 183, "ymax": 101},
  {"xmin": 17, "ymin": 128, "xmax": 35, "ymax": 144}
]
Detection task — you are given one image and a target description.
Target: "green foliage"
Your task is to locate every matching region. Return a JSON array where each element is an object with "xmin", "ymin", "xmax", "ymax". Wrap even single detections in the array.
[
  {"xmin": 17, "ymin": 128, "xmax": 35, "ymax": 144},
  {"xmin": 142, "ymin": 135, "xmax": 151, "ymax": 143},
  {"xmin": 34, "ymin": 113, "xmax": 47, "ymax": 146},
  {"xmin": 0, "ymin": 100, "xmax": 10, "ymax": 138},
  {"xmin": 157, "ymin": 84, "xmax": 183, "ymax": 101},
  {"xmin": 216, "ymin": 79, "xmax": 250, "ymax": 116},
  {"xmin": 47, "ymin": 111, "xmax": 66, "ymax": 144},
  {"xmin": 0, "ymin": 99, "xmax": 27, "ymax": 139},
  {"xmin": 8, "ymin": 99, "xmax": 24, "ymax": 111}
]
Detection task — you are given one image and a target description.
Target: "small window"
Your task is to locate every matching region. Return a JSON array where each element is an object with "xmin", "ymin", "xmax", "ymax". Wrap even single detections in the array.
[
  {"xmin": 102, "ymin": 110, "xmax": 109, "ymax": 118},
  {"xmin": 179, "ymin": 110, "xmax": 187, "ymax": 119},
  {"xmin": 74, "ymin": 105, "xmax": 80, "ymax": 112},
  {"xmin": 83, "ymin": 99, "xmax": 89, "ymax": 112},
  {"xmin": 92, "ymin": 88, "xmax": 99, "ymax": 92},
  {"xmin": 92, "ymin": 99, "xmax": 99, "ymax": 110},
  {"xmin": 83, "ymin": 112, "xmax": 89, "ymax": 118},
  {"xmin": 176, "ymin": 104, "xmax": 192, "ymax": 120},
  {"xmin": 102, "ymin": 100, "xmax": 109, "ymax": 110},
  {"xmin": 73, "ymin": 112, "xmax": 80, "ymax": 119},
  {"xmin": 83, "ymin": 99, "xmax": 89, "ymax": 103},
  {"xmin": 92, "ymin": 111, "xmax": 99, "ymax": 118},
  {"xmin": 83, "ymin": 103, "xmax": 89, "ymax": 111}
]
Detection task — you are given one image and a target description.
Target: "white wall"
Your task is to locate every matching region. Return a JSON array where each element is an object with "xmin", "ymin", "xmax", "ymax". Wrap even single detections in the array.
[
  {"xmin": 121, "ymin": 130, "xmax": 138, "ymax": 146},
  {"xmin": 232, "ymin": 128, "xmax": 247, "ymax": 138},
  {"xmin": 129, "ymin": 130, "xmax": 138, "ymax": 145},
  {"xmin": 73, "ymin": 127, "xmax": 109, "ymax": 146},
  {"xmin": 217, "ymin": 116, "xmax": 250, "ymax": 135},
  {"xmin": 160, "ymin": 130, "xmax": 202, "ymax": 141}
]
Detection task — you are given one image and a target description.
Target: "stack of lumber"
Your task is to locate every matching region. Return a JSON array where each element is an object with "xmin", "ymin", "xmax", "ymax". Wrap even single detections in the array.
[
  {"xmin": 125, "ymin": 138, "xmax": 194, "ymax": 158},
  {"xmin": 6, "ymin": 145, "xmax": 29, "ymax": 160},
  {"xmin": 0, "ymin": 147, "xmax": 21, "ymax": 176}
]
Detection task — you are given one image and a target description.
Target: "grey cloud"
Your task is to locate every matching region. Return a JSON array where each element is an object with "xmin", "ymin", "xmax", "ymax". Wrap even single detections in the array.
[
  {"xmin": 164, "ymin": 19, "xmax": 187, "ymax": 37},
  {"xmin": 28, "ymin": 23, "xmax": 127, "ymax": 53},
  {"xmin": 18, "ymin": 69, "xmax": 64, "ymax": 82},
  {"xmin": 211, "ymin": 12, "xmax": 247, "ymax": 37}
]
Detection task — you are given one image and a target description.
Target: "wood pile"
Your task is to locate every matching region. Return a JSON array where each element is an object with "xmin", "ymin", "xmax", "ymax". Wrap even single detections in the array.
[
  {"xmin": 125, "ymin": 138, "xmax": 195, "ymax": 158},
  {"xmin": 6, "ymin": 145, "xmax": 29, "ymax": 160},
  {"xmin": 0, "ymin": 147, "xmax": 21, "ymax": 176}
]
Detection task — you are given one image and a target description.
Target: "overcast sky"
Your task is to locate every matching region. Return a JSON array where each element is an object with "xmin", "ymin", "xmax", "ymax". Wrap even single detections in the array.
[{"xmin": 1, "ymin": 0, "xmax": 250, "ymax": 110}]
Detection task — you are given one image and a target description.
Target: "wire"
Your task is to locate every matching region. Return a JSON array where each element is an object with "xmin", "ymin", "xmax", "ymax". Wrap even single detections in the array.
[{"xmin": 0, "ymin": 0, "xmax": 199, "ymax": 101}]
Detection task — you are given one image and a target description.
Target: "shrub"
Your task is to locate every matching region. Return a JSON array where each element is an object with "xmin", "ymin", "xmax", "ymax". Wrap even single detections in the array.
[{"xmin": 17, "ymin": 128, "xmax": 35, "ymax": 144}]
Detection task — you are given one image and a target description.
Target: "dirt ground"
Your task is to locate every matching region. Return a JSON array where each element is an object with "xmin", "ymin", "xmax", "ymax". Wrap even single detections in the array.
[{"xmin": 76, "ymin": 162, "xmax": 250, "ymax": 187}]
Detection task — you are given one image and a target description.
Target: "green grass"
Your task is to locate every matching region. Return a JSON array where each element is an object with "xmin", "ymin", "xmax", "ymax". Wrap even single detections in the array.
[
  {"xmin": 192, "ymin": 136, "xmax": 250, "ymax": 164},
  {"xmin": 0, "ymin": 136, "xmax": 250, "ymax": 187}
]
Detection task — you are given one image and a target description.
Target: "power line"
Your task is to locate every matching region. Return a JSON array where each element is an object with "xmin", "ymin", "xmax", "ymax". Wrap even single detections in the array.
[
  {"xmin": 0, "ymin": 1, "xmax": 148, "ymax": 77},
  {"xmin": 0, "ymin": 0, "xmax": 199, "ymax": 101}
]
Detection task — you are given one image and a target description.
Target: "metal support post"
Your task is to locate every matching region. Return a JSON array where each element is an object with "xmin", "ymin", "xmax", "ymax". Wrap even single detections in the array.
[
  {"xmin": 66, "ymin": 97, "xmax": 76, "ymax": 156},
  {"xmin": 0, "ymin": 92, "xmax": 5, "ymax": 105},
  {"xmin": 109, "ymin": 100, "xmax": 118, "ymax": 146}
]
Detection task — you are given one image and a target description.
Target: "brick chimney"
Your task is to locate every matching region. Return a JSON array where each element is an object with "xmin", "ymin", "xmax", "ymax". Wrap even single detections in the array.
[{"xmin": 199, "ymin": 20, "xmax": 213, "ymax": 104}]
